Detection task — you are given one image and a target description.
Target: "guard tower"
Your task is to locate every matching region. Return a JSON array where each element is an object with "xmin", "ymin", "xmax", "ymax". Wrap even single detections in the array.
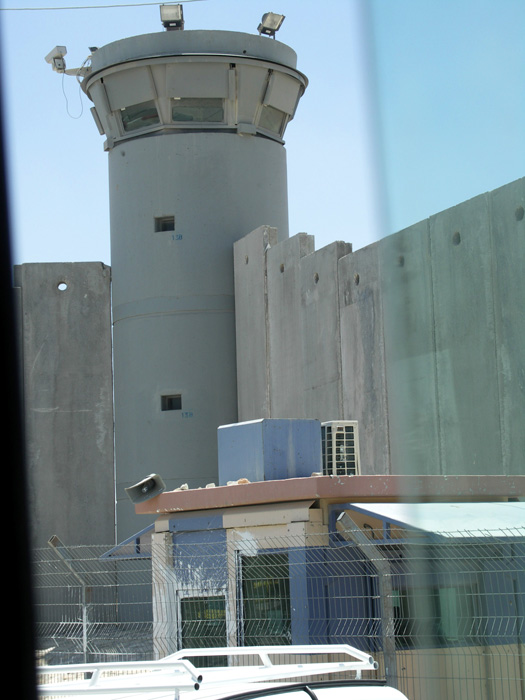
[{"xmin": 81, "ymin": 21, "xmax": 307, "ymax": 538}]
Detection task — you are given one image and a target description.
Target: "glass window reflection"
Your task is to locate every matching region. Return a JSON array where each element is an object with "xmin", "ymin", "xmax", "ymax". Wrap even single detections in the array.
[
  {"xmin": 121, "ymin": 100, "xmax": 160, "ymax": 132},
  {"xmin": 172, "ymin": 98, "xmax": 224, "ymax": 123}
]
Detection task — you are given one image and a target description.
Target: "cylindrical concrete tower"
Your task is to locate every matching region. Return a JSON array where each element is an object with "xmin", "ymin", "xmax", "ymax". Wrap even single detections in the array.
[{"xmin": 83, "ymin": 28, "xmax": 307, "ymax": 539}]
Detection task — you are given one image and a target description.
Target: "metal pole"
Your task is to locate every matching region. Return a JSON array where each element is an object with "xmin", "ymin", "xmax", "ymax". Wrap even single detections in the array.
[
  {"xmin": 336, "ymin": 512, "xmax": 398, "ymax": 688},
  {"xmin": 48, "ymin": 536, "xmax": 90, "ymax": 663}
]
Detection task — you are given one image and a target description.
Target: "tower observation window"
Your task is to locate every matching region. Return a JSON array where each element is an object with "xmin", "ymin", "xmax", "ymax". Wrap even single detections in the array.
[
  {"xmin": 121, "ymin": 100, "xmax": 160, "ymax": 132},
  {"xmin": 258, "ymin": 105, "xmax": 286, "ymax": 134},
  {"xmin": 171, "ymin": 98, "xmax": 224, "ymax": 123}
]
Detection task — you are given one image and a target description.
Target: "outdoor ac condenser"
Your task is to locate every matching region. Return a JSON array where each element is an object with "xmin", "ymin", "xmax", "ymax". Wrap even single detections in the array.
[{"xmin": 321, "ymin": 421, "xmax": 360, "ymax": 476}]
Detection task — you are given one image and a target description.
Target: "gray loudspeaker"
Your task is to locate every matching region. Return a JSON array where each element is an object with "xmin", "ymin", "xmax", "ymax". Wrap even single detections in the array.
[{"xmin": 125, "ymin": 474, "xmax": 166, "ymax": 503}]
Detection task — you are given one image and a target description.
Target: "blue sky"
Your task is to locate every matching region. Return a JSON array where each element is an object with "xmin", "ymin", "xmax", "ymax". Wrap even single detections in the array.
[{"xmin": 1, "ymin": 0, "xmax": 524, "ymax": 265}]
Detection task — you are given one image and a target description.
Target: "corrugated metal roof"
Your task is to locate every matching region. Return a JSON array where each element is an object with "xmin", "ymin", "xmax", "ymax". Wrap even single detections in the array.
[{"xmin": 346, "ymin": 501, "xmax": 525, "ymax": 537}]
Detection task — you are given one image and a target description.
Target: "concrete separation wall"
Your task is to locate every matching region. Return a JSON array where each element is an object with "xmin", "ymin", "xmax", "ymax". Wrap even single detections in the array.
[
  {"xmin": 14, "ymin": 262, "xmax": 114, "ymax": 546},
  {"xmin": 234, "ymin": 178, "xmax": 525, "ymax": 476},
  {"xmin": 339, "ymin": 242, "xmax": 390, "ymax": 474},
  {"xmin": 234, "ymin": 225, "xmax": 278, "ymax": 421}
]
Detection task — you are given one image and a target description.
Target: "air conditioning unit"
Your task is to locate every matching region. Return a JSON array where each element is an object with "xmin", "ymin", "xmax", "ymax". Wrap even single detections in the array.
[{"xmin": 321, "ymin": 421, "xmax": 360, "ymax": 476}]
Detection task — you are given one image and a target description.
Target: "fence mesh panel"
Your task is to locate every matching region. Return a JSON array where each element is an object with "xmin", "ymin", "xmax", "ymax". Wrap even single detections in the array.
[{"xmin": 33, "ymin": 528, "xmax": 524, "ymax": 700}]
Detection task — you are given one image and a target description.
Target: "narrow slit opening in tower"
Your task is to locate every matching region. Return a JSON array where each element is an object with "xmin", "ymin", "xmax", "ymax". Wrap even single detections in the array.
[
  {"xmin": 155, "ymin": 216, "xmax": 175, "ymax": 232},
  {"xmin": 161, "ymin": 394, "xmax": 182, "ymax": 411}
]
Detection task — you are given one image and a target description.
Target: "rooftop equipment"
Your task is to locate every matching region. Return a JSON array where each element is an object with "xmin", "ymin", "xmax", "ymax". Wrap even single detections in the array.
[{"xmin": 321, "ymin": 421, "xmax": 361, "ymax": 476}]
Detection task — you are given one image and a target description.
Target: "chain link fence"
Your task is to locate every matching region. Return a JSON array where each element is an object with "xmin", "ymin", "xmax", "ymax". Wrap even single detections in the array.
[
  {"xmin": 34, "ymin": 539, "xmax": 154, "ymax": 664},
  {"xmin": 33, "ymin": 527, "xmax": 524, "ymax": 700}
]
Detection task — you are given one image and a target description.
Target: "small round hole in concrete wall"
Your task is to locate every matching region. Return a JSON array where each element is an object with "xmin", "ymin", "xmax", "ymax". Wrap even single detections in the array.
[
  {"xmin": 245, "ymin": 255, "xmax": 249, "ymax": 264},
  {"xmin": 314, "ymin": 272, "xmax": 319, "ymax": 283},
  {"xmin": 398, "ymin": 255, "xmax": 405, "ymax": 267},
  {"xmin": 354, "ymin": 273, "xmax": 360, "ymax": 285},
  {"xmin": 57, "ymin": 282, "xmax": 68, "ymax": 291},
  {"xmin": 280, "ymin": 263, "xmax": 284, "ymax": 273},
  {"xmin": 515, "ymin": 206, "xmax": 524, "ymax": 221},
  {"xmin": 452, "ymin": 231, "xmax": 461, "ymax": 245}
]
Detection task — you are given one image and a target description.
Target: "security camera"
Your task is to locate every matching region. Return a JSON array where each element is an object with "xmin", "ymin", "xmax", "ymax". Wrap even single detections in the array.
[
  {"xmin": 45, "ymin": 46, "xmax": 67, "ymax": 73},
  {"xmin": 45, "ymin": 46, "xmax": 67, "ymax": 63}
]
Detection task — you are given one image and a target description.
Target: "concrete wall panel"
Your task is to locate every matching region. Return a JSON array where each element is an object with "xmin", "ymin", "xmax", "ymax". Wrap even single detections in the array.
[
  {"xmin": 430, "ymin": 194, "xmax": 501, "ymax": 474},
  {"xmin": 339, "ymin": 244, "xmax": 389, "ymax": 474},
  {"xmin": 234, "ymin": 225, "xmax": 278, "ymax": 422},
  {"xmin": 267, "ymin": 233, "xmax": 314, "ymax": 418},
  {"xmin": 379, "ymin": 221, "xmax": 440, "ymax": 475},
  {"xmin": 14, "ymin": 262, "xmax": 114, "ymax": 547},
  {"xmin": 489, "ymin": 178, "xmax": 525, "ymax": 475},
  {"xmin": 300, "ymin": 242, "xmax": 352, "ymax": 421}
]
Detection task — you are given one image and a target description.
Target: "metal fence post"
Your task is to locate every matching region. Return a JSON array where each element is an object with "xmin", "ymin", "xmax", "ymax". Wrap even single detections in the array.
[
  {"xmin": 48, "ymin": 535, "xmax": 90, "ymax": 663},
  {"xmin": 336, "ymin": 511, "xmax": 398, "ymax": 688}
]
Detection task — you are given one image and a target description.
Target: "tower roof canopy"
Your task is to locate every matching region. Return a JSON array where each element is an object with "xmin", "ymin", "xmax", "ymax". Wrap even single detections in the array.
[{"xmin": 89, "ymin": 30, "xmax": 301, "ymax": 77}]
